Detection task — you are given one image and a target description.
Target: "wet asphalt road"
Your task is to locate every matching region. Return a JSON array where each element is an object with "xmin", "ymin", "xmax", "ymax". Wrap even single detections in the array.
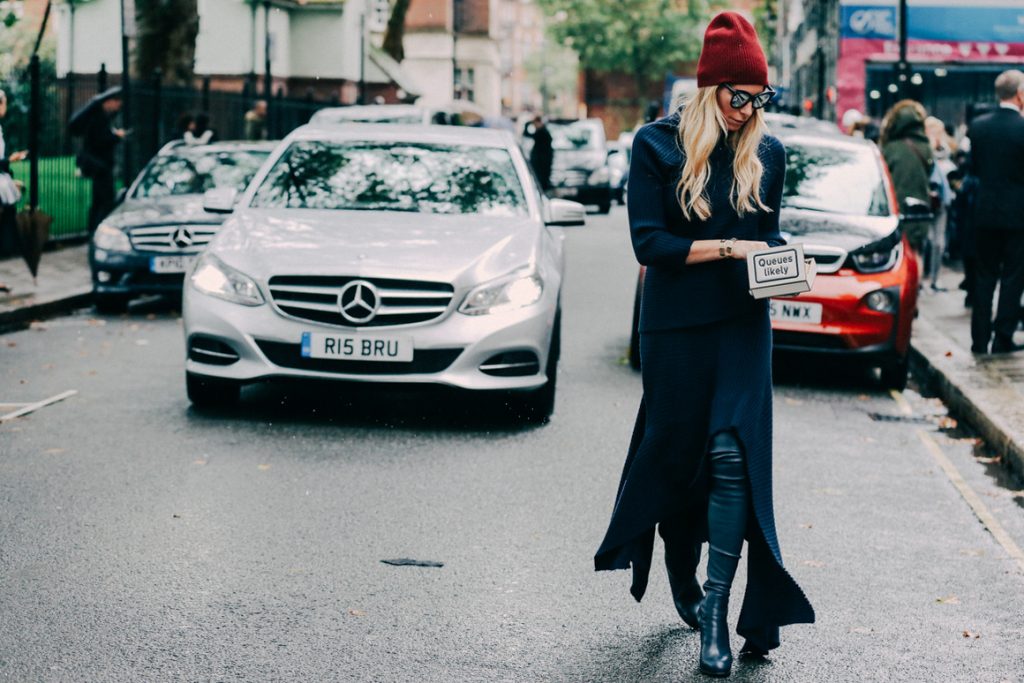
[{"xmin": 2, "ymin": 206, "xmax": 1024, "ymax": 682}]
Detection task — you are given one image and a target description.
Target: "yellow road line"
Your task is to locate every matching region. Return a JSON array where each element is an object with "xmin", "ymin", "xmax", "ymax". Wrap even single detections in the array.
[{"xmin": 889, "ymin": 388, "xmax": 1024, "ymax": 573}]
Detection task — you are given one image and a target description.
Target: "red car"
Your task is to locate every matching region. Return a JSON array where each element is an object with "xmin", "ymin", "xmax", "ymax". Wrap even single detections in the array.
[{"xmin": 630, "ymin": 130, "xmax": 921, "ymax": 389}]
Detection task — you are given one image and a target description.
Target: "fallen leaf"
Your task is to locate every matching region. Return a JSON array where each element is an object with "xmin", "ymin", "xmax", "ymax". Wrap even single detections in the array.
[
  {"xmin": 959, "ymin": 549, "xmax": 985, "ymax": 557},
  {"xmin": 785, "ymin": 398, "xmax": 803, "ymax": 406},
  {"xmin": 348, "ymin": 609, "xmax": 367, "ymax": 617},
  {"xmin": 945, "ymin": 351, "xmax": 953, "ymax": 358},
  {"xmin": 858, "ymin": 394, "xmax": 869, "ymax": 401},
  {"xmin": 43, "ymin": 448, "xmax": 65, "ymax": 455},
  {"xmin": 381, "ymin": 558, "xmax": 445, "ymax": 568},
  {"xmin": 962, "ymin": 630, "xmax": 980, "ymax": 639},
  {"xmin": 257, "ymin": 464, "xmax": 271, "ymax": 471},
  {"xmin": 936, "ymin": 595, "xmax": 960, "ymax": 604},
  {"xmin": 87, "ymin": 318, "xmax": 106, "ymax": 327},
  {"xmin": 5, "ymin": 341, "xmax": 15, "ymax": 348},
  {"xmin": 800, "ymin": 523, "xmax": 813, "ymax": 529},
  {"xmin": 801, "ymin": 560, "xmax": 826, "ymax": 568},
  {"xmin": 193, "ymin": 459, "xmax": 207, "ymax": 466}
]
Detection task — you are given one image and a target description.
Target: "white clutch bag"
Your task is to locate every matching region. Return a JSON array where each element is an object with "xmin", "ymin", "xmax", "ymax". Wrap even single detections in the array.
[{"xmin": 746, "ymin": 243, "xmax": 817, "ymax": 299}]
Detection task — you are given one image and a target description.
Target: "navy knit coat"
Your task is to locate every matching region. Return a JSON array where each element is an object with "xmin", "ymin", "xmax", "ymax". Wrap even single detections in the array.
[{"xmin": 595, "ymin": 113, "xmax": 815, "ymax": 653}]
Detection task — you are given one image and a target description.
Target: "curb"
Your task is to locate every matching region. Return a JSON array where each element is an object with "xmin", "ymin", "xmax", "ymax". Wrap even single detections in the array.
[
  {"xmin": 910, "ymin": 315, "xmax": 1024, "ymax": 479},
  {"xmin": 0, "ymin": 288, "xmax": 93, "ymax": 334}
]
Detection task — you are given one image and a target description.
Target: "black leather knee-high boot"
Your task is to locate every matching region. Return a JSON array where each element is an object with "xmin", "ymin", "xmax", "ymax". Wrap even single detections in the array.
[
  {"xmin": 663, "ymin": 523, "xmax": 703, "ymax": 629},
  {"xmin": 698, "ymin": 431, "xmax": 748, "ymax": 678}
]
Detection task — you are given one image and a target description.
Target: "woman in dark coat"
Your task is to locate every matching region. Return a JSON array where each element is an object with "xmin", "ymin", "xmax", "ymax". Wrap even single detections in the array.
[{"xmin": 594, "ymin": 12, "xmax": 814, "ymax": 677}]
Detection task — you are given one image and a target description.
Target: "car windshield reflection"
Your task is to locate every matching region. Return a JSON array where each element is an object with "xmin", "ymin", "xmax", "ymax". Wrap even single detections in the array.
[
  {"xmin": 781, "ymin": 142, "xmax": 890, "ymax": 217},
  {"xmin": 251, "ymin": 140, "xmax": 528, "ymax": 216},
  {"xmin": 133, "ymin": 150, "xmax": 269, "ymax": 199}
]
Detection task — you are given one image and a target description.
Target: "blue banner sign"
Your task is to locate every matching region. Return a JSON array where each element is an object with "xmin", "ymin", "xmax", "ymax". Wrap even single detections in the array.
[{"xmin": 842, "ymin": 4, "xmax": 1024, "ymax": 43}]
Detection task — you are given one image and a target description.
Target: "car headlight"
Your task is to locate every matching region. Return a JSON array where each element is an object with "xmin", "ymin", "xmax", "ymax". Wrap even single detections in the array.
[
  {"xmin": 589, "ymin": 166, "xmax": 610, "ymax": 184},
  {"xmin": 849, "ymin": 233, "xmax": 901, "ymax": 273},
  {"xmin": 459, "ymin": 273, "xmax": 544, "ymax": 316},
  {"xmin": 864, "ymin": 288, "xmax": 898, "ymax": 314},
  {"xmin": 93, "ymin": 223, "xmax": 131, "ymax": 252},
  {"xmin": 189, "ymin": 253, "xmax": 264, "ymax": 306}
]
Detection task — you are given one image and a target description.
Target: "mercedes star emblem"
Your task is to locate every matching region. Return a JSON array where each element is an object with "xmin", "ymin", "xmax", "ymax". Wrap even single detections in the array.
[
  {"xmin": 171, "ymin": 227, "xmax": 195, "ymax": 249},
  {"xmin": 338, "ymin": 280, "xmax": 379, "ymax": 324}
]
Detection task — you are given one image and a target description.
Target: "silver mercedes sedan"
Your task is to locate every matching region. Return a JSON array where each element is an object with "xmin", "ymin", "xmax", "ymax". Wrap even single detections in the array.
[{"xmin": 182, "ymin": 124, "xmax": 585, "ymax": 422}]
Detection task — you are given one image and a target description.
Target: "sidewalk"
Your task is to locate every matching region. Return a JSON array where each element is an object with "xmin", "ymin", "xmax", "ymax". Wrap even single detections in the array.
[
  {"xmin": 911, "ymin": 265, "xmax": 1024, "ymax": 478},
  {"xmin": 0, "ymin": 242, "xmax": 92, "ymax": 332}
]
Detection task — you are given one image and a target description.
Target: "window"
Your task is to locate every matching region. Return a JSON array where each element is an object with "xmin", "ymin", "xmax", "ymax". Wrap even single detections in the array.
[{"xmin": 455, "ymin": 67, "xmax": 475, "ymax": 102}]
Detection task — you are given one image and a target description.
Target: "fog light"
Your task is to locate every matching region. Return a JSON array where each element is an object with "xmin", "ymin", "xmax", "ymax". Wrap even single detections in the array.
[
  {"xmin": 94, "ymin": 249, "xmax": 108, "ymax": 262},
  {"xmin": 865, "ymin": 290, "xmax": 896, "ymax": 313},
  {"xmin": 97, "ymin": 271, "xmax": 112, "ymax": 283}
]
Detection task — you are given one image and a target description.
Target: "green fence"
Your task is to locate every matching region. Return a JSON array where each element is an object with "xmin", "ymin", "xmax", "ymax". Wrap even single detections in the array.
[{"xmin": 9, "ymin": 156, "xmax": 92, "ymax": 240}]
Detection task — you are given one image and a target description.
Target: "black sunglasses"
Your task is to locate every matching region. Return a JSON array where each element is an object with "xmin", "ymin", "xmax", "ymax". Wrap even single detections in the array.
[{"xmin": 722, "ymin": 83, "xmax": 776, "ymax": 110}]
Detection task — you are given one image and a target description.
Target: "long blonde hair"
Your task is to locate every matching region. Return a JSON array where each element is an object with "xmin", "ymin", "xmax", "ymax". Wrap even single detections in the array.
[{"xmin": 675, "ymin": 86, "xmax": 770, "ymax": 221}]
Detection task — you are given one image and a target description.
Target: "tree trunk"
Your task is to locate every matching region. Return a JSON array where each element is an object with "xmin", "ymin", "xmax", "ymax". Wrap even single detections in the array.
[
  {"xmin": 134, "ymin": 0, "xmax": 200, "ymax": 85},
  {"xmin": 382, "ymin": 0, "xmax": 412, "ymax": 63}
]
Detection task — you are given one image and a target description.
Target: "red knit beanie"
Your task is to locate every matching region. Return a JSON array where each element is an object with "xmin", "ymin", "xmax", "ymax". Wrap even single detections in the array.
[{"xmin": 696, "ymin": 12, "xmax": 769, "ymax": 88}]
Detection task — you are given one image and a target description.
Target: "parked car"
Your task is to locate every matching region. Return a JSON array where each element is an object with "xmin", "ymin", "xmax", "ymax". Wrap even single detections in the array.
[
  {"xmin": 309, "ymin": 102, "xmax": 485, "ymax": 127},
  {"xmin": 607, "ymin": 140, "xmax": 631, "ymax": 205},
  {"xmin": 182, "ymin": 124, "xmax": 586, "ymax": 422},
  {"xmin": 629, "ymin": 130, "xmax": 920, "ymax": 389},
  {"xmin": 546, "ymin": 118, "xmax": 614, "ymax": 214},
  {"xmin": 89, "ymin": 141, "xmax": 275, "ymax": 312}
]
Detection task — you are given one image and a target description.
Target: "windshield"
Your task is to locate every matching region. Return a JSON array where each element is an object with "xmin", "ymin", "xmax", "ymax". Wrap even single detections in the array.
[
  {"xmin": 315, "ymin": 113, "xmax": 424, "ymax": 125},
  {"xmin": 549, "ymin": 121, "xmax": 605, "ymax": 151},
  {"xmin": 132, "ymin": 149, "xmax": 269, "ymax": 199},
  {"xmin": 782, "ymin": 142, "xmax": 890, "ymax": 217},
  {"xmin": 250, "ymin": 140, "xmax": 528, "ymax": 216}
]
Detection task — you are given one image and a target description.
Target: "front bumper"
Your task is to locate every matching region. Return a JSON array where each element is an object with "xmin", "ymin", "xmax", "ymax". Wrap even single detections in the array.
[
  {"xmin": 90, "ymin": 248, "xmax": 195, "ymax": 297},
  {"xmin": 182, "ymin": 283, "xmax": 559, "ymax": 392}
]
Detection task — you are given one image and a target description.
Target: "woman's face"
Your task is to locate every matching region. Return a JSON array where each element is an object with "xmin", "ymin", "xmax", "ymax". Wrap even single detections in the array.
[
  {"xmin": 716, "ymin": 84, "xmax": 762, "ymax": 132},
  {"xmin": 0, "ymin": 97, "xmax": 7, "ymax": 119}
]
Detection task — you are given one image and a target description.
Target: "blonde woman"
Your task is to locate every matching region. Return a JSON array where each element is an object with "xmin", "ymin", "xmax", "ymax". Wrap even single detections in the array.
[{"xmin": 594, "ymin": 12, "xmax": 814, "ymax": 678}]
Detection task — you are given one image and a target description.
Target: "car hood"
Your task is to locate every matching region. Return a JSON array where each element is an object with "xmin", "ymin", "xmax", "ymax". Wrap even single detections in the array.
[
  {"xmin": 104, "ymin": 196, "xmax": 226, "ymax": 229},
  {"xmin": 210, "ymin": 209, "xmax": 542, "ymax": 285},
  {"xmin": 780, "ymin": 208, "xmax": 900, "ymax": 252}
]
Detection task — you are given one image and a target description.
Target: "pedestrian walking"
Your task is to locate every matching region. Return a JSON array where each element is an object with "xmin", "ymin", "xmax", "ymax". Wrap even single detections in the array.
[
  {"xmin": 70, "ymin": 87, "xmax": 126, "ymax": 233},
  {"xmin": 880, "ymin": 99, "xmax": 934, "ymax": 254},
  {"xmin": 184, "ymin": 112, "xmax": 215, "ymax": 146},
  {"xmin": 924, "ymin": 115, "xmax": 956, "ymax": 290},
  {"xmin": 964, "ymin": 69, "xmax": 1024, "ymax": 354},
  {"xmin": 594, "ymin": 12, "xmax": 814, "ymax": 678},
  {"xmin": 0, "ymin": 89, "xmax": 27, "ymax": 287},
  {"xmin": 523, "ymin": 115, "xmax": 553, "ymax": 193},
  {"xmin": 244, "ymin": 100, "xmax": 268, "ymax": 141}
]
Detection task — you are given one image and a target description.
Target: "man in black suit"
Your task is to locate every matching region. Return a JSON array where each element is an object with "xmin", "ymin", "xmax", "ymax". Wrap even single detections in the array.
[{"xmin": 966, "ymin": 70, "xmax": 1024, "ymax": 353}]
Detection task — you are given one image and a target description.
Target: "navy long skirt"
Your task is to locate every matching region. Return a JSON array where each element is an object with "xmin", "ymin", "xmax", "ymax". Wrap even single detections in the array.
[{"xmin": 594, "ymin": 306, "xmax": 814, "ymax": 652}]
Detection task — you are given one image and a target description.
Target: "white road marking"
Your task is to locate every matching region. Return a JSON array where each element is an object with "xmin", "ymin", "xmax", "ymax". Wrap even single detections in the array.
[
  {"xmin": 890, "ymin": 389, "xmax": 1024, "ymax": 573},
  {"xmin": 0, "ymin": 390, "xmax": 78, "ymax": 423}
]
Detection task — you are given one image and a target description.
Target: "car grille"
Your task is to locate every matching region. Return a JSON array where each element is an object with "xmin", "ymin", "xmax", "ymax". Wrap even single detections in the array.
[
  {"xmin": 129, "ymin": 225, "xmax": 219, "ymax": 253},
  {"xmin": 773, "ymin": 330, "xmax": 848, "ymax": 350},
  {"xmin": 803, "ymin": 246, "xmax": 847, "ymax": 274},
  {"xmin": 254, "ymin": 340, "xmax": 462, "ymax": 375},
  {"xmin": 267, "ymin": 275, "xmax": 454, "ymax": 328}
]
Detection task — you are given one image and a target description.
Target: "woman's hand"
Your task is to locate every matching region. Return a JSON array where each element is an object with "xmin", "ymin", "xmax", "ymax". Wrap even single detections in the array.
[
  {"xmin": 8, "ymin": 150, "xmax": 27, "ymax": 163},
  {"xmin": 729, "ymin": 240, "xmax": 769, "ymax": 260}
]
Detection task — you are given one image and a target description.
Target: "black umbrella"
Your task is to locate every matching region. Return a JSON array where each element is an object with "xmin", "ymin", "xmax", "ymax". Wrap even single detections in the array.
[{"xmin": 68, "ymin": 86, "xmax": 122, "ymax": 137}]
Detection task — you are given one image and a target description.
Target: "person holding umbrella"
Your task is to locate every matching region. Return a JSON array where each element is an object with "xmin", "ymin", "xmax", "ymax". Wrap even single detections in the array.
[
  {"xmin": 0, "ymin": 89, "xmax": 28, "ymax": 291},
  {"xmin": 69, "ymin": 87, "xmax": 126, "ymax": 233},
  {"xmin": 593, "ymin": 12, "xmax": 814, "ymax": 677}
]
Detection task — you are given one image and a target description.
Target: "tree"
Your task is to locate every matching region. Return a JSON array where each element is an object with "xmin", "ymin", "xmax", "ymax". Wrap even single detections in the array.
[
  {"xmin": 134, "ymin": 0, "xmax": 200, "ymax": 84},
  {"xmin": 537, "ymin": 0, "xmax": 722, "ymax": 108}
]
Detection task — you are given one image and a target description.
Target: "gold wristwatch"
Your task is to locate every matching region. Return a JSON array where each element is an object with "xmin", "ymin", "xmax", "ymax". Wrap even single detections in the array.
[{"xmin": 719, "ymin": 238, "xmax": 737, "ymax": 259}]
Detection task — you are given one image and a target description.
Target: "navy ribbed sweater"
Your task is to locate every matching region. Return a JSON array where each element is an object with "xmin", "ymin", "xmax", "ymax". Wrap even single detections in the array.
[{"xmin": 629, "ymin": 113, "xmax": 786, "ymax": 331}]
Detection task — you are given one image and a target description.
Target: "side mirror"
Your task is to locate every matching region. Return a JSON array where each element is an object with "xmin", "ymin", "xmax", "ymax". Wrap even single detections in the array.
[
  {"xmin": 203, "ymin": 188, "xmax": 238, "ymax": 214},
  {"xmin": 899, "ymin": 196, "xmax": 933, "ymax": 222},
  {"xmin": 545, "ymin": 198, "xmax": 586, "ymax": 227}
]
